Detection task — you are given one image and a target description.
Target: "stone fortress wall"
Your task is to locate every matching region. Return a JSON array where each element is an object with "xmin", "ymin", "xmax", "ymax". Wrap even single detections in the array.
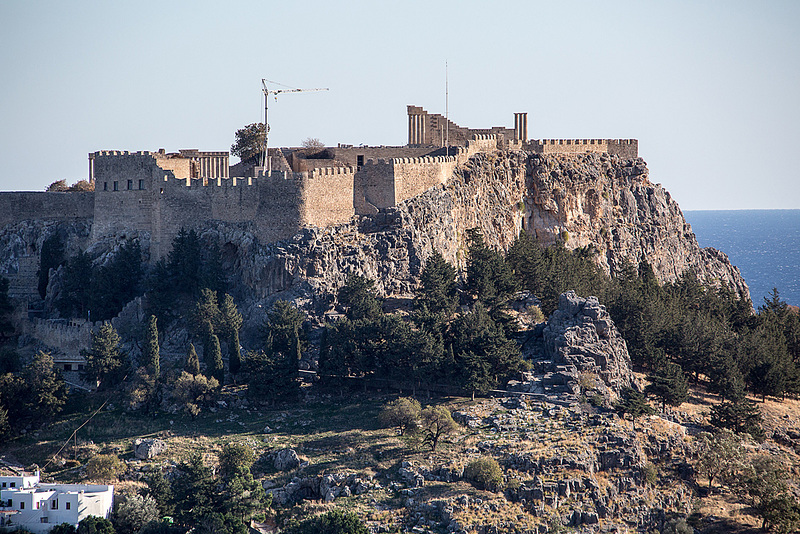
[{"xmin": 1, "ymin": 106, "xmax": 639, "ymax": 266}]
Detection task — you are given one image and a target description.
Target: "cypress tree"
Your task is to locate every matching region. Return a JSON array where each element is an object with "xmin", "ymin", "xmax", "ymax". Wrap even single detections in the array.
[
  {"xmin": 185, "ymin": 343, "xmax": 200, "ymax": 376},
  {"xmin": 208, "ymin": 334, "xmax": 224, "ymax": 385},
  {"xmin": 143, "ymin": 315, "xmax": 160, "ymax": 380},
  {"xmin": 219, "ymin": 294, "xmax": 243, "ymax": 378},
  {"xmin": 229, "ymin": 328, "xmax": 241, "ymax": 378}
]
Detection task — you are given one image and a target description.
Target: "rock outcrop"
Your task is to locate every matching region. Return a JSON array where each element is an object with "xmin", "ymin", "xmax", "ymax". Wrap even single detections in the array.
[{"xmin": 509, "ymin": 291, "xmax": 638, "ymax": 405}]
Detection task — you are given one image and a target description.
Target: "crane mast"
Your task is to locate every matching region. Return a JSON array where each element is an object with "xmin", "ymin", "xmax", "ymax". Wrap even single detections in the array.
[{"xmin": 261, "ymin": 79, "xmax": 329, "ymax": 174}]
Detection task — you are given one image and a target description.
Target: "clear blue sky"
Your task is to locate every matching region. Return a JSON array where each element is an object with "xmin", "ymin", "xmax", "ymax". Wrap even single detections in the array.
[{"xmin": 1, "ymin": 0, "xmax": 798, "ymax": 210}]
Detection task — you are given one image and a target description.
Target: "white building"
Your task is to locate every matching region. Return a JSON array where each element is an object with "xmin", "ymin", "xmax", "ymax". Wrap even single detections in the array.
[{"xmin": 0, "ymin": 471, "xmax": 113, "ymax": 533}]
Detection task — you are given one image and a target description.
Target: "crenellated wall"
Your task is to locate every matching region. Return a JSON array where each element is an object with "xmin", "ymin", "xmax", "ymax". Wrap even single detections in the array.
[{"xmin": 528, "ymin": 139, "xmax": 638, "ymax": 158}]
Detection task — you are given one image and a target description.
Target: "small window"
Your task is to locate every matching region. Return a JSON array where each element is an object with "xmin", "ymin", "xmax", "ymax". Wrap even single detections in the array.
[
  {"xmin": 66, "ymin": 502, "xmax": 71, "ymax": 510},
  {"xmin": 160, "ymin": 187, "xmax": 164, "ymax": 194},
  {"xmin": 52, "ymin": 499, "xmax": 58, "ymax": 510},
  {"xmin": 10, "ymin": 482, "xmax": 15, "ymax": 488},
  {"xmin": 127, "ymin": 180, "xmax": 133, "ymax": 190},
  {"xmin": 35, "ymin": 501, "xmax": 39, "ymax": 509},
  {"xmin": 2, "ymin": 482, "xmax": 6, "ymax": 487},
  {"xmin": 103, "ymin": 182, "xmax": 108, "ymax": 191},
  {"xmin": 7, "ymin": 499, "xmax": 11, "ymax": 507},
  {"xmin": 40, "ymin": 517, "xmax": 48, "ymax": 523},
  {"xmin": 113, "ymin": 181, "xmax": 118, "ymax": 191},
  {"xmin": 357, "ymin": 155, "xmax": 364, "ymax": 167},
  {"xmin": 138, "ymin": 179, "xmax": 144, "ymax": 190},
  {"xmin": 19, "ymin": 502, "xmax": 24, "ymax": 509},
  {"xmin": 64, "ymin": 364, "xmax": 72, "ymax": 371}
]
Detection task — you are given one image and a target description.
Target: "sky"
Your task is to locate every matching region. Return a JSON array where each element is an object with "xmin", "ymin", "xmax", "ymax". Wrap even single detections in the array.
[{"xmin": 0, "ymin": 0, "xmax": 798, "ymax": 210}]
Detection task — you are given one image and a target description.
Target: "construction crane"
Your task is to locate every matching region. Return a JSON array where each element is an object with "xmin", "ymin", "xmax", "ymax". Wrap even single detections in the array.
[{"xmin": 261, "ymin": 79, "xmax": 329, "ymax": 174}]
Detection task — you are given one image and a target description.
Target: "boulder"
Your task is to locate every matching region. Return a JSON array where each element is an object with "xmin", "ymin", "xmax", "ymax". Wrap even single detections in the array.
[
  {"xmin": 133, "ymin": 438, "xmax": 167, "ymax": 460},
  {"xmin": 273, "ymin": 448, "xmax": 301, "ymax": 471}
]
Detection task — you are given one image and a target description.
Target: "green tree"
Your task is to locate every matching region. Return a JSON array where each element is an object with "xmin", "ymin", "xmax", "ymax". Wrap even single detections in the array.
[
  {"xmin": 709, "ymin": 389, "xmax": 764, "ymax": 440},
  {"xmin": 23, "ymin": 351, "xmax": 68, "ymax": 421},
  {"xmin": 218, "ymin": 442, "xmax": 255, "ymax": 480},
  {"xmin": 217, "ymin": 444, "xmax": 264, "ymax": 525},
  {"xmin": 82, "ymin": 323, "xmax": 128, "ymax": 390},
  {"xmin": 86, "ymin": 454, "xmax": 125, "ymax": 482},
  {"xmin": 89, "ymin": 240, "xmax": 144, "ymax": 321},
  {"xmin": 230, "ymin": 123, "xmax": 266, "ymax": 163},
  {"xmin": 263, "ymin": 300, "xmax": 305, "ymax": 358},
  {"xmin": 736, "ymin": 455, "xmax": 800, "ymax": 532},
  {"xmin": 55, "ymin": 251, "xmax": 93, "ymax": 319},
  {"xmin": 419, "ymin": 405, "xmax": 457, "ymax": 451},
  {"xmin": 38, "ymin": 231, "xmax": 65, "ymax": 299},
  {"xmin": 171, "ymin": 453, "xmax": 216, "ymax": 526},
  {"xmin": 378, "ymin": 397, "xmax": 421, "ymax": 435},
  {"xmin": 185, "ymin": 343, "xmax": 201, "ymax": 376},
  {"xmin": 172, "ymin": 371, "xmax": 218, "ymax": 419},
  {"xmin": 450, "ymin": 303, "xmax": 525, "ymax": 395},
  {"xmin": 464, "ymin": 228, "xmax": 518, "ymax": 309},
  {"xmin": 243, "ymin": 349, "xmax": 298, "ymax": 404},
  {"xmin": 113, "ymin": 492, "xmax": 159, "ymax": 534},
  {"xmin": 338, "ymin": 275, "xmax": 382, "ymax": 321},
  {"xmin": 415, "ymin": 249, "xmax": 459, "ymax": 319},
  {"xmin": 219, "ymin": 294, "xmax": 243, "ymax": 378},
  {"xmin": 50, "ymin": 524, "xmax": 77, "ymax": 534},
  {"xmin": 615, "ymin": 387, "xmax": 654, "ymax": 431},
  {"xmin": 464, "ymin": 457, "xmax": 504, "ymax": 491},
  {"xmin": 284, "ymin": 509, "xmax": 368, "ymax": 534},
  {"xmin": 207, "ymin": 334, "xmax": 224, "ymax": 384},
  {"xmin": 694, "ymin": 429, "xmax": 745, "ymax": 493},
  {"xmin": 646, "ymin": 360, "xmax": 689, "ymax": 411},
  {"xmin": 143, "ymin": 315, "xmax": 160, "ymax": 380},
  {"xmin": 77, "ymin": 516, "xmax": 115, "ymax": 534},
  {"xmin": 144, "ymin": 470, "xmax": 174, "ymax": 517}
]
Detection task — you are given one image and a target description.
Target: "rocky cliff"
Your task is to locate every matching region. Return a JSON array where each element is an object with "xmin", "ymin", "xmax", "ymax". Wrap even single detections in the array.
[
  {"xmin": 1, "ymin": 150, "xmax": 749, "ymax": 317},
  {"xmin": 211, "ymin": 150, "xmax": 749, "ymax": 321}
]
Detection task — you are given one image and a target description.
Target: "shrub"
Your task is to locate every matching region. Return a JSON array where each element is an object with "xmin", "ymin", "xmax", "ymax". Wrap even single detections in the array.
[
  {"xmin": 464, "ymin": 457, "xmax": 503, "ymax": 491},
  {"xmin": 642, "ymin": 462, "xmax": 658, "ymax": 485},
  {"xmin": 85, "ymin": 454, "xmax": 124, "ymax": 482},
  {"xmin": 378, "ymin": 397, "xmax": 421, "ymax": 436},
  {"xmin": 284, "ymin": 508, "xmax": 367, "ymax": 534}
]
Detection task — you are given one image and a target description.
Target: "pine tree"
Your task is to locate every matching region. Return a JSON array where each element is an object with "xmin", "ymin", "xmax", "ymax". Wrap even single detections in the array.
[
  {"xmin": 464, "ymin": 228, "xmax": 518, "ymax": 309},
  {"xmin": 185, "ymin": 343, "xmax": 201, "ymax": 375},
  {"xmin": 81, "ymin": 322, "xmax": 128, "ymax": 390},
  {"xmin": 710, "ymin": 388, "xmax": 764, "ymax": 440},
  {"xmin": 143, "ymin": 315, "xmax": 160, "ymax": 380},
  {"xmin": 615, "ymin": 387, "xmax": 655, "ymax": 431},
  {"xmin": 338, "ymin": 275, "xmax": 382, "ymax": 321},
  {"xmin": 415, "ymin": 249, "xmax": 458, "ymax": 318},
  {"xmin": 645, "ymin": 360, "xmax": 689, "ymax": 411}
]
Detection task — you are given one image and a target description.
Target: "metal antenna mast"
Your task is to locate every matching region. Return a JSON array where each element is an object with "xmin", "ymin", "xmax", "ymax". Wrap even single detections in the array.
[
  {"xmin": 261, "ymin": 79, "xmax": 328, "ymax": 174},
  {"xmin": 445, "ymin": 62, "xmax": 449, "ymax": 155}
]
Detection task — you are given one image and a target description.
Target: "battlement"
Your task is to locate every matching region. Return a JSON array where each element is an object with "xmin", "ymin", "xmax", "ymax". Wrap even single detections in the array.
[{"xmin": 528, "ymin": 138, "xmax": 638, "ymax": 157}]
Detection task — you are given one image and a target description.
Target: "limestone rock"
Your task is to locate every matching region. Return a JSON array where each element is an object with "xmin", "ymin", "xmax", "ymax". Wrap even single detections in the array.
[
  {"xmin": 133, "ymin": 438, "xmax": 167, "ymax": 460},
  {"xmin": 273, "ymin": 448, "xmax": 301, "ymax": 471},
  {"xmin": 542, "ymin": 291, "xmax": 638, "ymax": 402}
]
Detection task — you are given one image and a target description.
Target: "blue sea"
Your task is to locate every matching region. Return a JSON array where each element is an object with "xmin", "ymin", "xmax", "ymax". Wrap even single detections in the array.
[{"xmin": 683, "ymin": 210, "xmax": 800, "ymax": 307}]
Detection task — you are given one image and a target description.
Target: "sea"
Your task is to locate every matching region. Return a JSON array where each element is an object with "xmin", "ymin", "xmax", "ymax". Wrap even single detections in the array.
[{"xmin": 683, "ymin": 210, "xmax": 800, "ymax": 308}]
